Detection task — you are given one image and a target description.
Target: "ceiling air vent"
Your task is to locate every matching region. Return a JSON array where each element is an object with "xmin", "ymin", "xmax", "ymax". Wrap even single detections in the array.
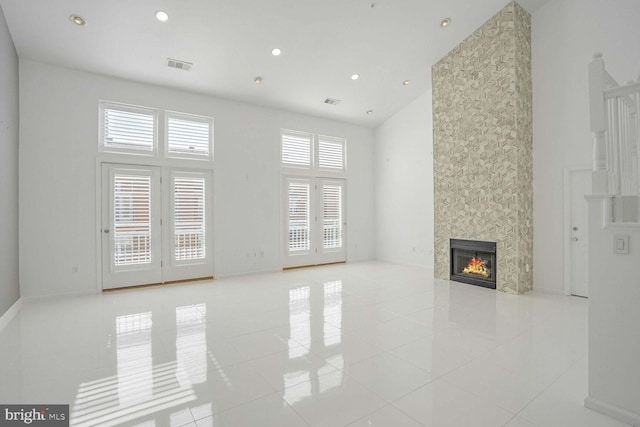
[
  {"xmin": 167, "ymin": 58, "xmax": 193, "ymax": 71},
  {"xmin": 324, "ymin": 98, "xmax": 341, "ymax": 105}
]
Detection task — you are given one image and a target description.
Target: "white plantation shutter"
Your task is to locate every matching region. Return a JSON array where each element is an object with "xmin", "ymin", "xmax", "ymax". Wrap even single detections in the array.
[
  {"xmin": 102, "ymin": 103, "xmax": 156, "ymax": 152},
  {"xmin": 322, "ymin": 184, "xmax": 343, "ymax": 249},
  {"xmin": 113, "ymin": 174, "xmax": 152, "ymax": 266},
  {"xmin": 288, "ymin": 182, "xmax": 311, "ymax": 251},
  {"xmin": 318, "ymin": 135, "xmax": 345, "ymax": 171},
  {"xmin": 167, "ymin": 113, "xmax": 212, "ymax": 157},
  {"xmin": 282, "ymin": 130, "xmax": 312, "ymax": 168},
  {"xmin": 174, "ymin": 176, "xmax": 206, "ymax": 261}
]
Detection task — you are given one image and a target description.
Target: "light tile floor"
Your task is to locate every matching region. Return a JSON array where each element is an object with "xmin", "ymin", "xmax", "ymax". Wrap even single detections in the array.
[{"xmin": 0, "ymin": 261, "xmax": 629, "ymax": 426}]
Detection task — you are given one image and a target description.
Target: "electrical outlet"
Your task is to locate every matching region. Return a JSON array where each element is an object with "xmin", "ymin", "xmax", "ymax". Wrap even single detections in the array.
[{"xmin": 614, "ymin": 234, "xmax": 630, "ymax": 255}]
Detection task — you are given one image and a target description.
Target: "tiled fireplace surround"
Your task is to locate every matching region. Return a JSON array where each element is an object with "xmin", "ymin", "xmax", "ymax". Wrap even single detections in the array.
[{"xmin": 433, "ymin": 1, "xmax": 533, "ymax": 294}]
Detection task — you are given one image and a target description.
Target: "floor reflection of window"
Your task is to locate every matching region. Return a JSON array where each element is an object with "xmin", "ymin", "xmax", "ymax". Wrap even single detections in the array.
[
  {"xmin": 70, "ymin": 311, "xmax": 197, "ymax": 427},
  {"xmin": 283, "ymin": 371, "xmax": 312, "ymax": 405},
  {"xmin": 289, "ymin": 286, "xmax": 310, "ymax": 358},
  {"xmin": 116, "ymin": 312, "xmax": 154, "ymax": 404},
  {"xmin": 325, "ymin": 354, "xmax": 345, "ymax": 371},
  {"xmin": 319, "ymin": 370, "xmax": 343, "ymax": 394},
  {"xmin": 176, "ymin": 304, "xmax": 207, "ymax": 385},
  {"xmin": 323, "ymin": 281, "xmax": 342, "ymax": 347}
]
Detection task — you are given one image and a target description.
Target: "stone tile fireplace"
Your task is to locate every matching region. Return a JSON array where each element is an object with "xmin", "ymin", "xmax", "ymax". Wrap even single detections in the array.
[{"xmin": 432, "ymin": 1, "xmax": 533, "ymax": 294}]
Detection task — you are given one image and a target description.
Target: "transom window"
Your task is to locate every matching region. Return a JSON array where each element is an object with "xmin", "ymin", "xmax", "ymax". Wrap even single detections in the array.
[
  {"xmin": 166, "ymin": 112, "xmax": 213, "ymax": 159},
  {"xmin": 100, "ymin": 102, "xmax": 157, "ymax": 154},
  {"xmin": 99, "ymin": 101, "xmax": 213, "ymax": 160},
  {"xmin": 281, "ymin": 129, "xmax": 346, "ymax": 171}
]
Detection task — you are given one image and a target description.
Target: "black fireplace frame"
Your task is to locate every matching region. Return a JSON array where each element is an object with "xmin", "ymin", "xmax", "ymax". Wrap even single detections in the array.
[{"xmin": 450, "ymin": 239, "xmax": 497, "ymax": 289}]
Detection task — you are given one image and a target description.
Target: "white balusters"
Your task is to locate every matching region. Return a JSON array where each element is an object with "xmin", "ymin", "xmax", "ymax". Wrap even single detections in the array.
[
  {"xmin": 588, "ymin": 53, "xmax": 640, "ymax": 222},
  {"xmin": 588, "ymin": 53, "xmax": 609, "ymax": 194}
]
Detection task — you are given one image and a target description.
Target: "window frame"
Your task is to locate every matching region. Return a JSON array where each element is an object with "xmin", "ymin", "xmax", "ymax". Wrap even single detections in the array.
[
  {"xmin": 317, "ymin": 134, "xmax": 347, "ymax": 173},
  {"xmin": 281, "ymin": 129, "xmax": 314, "ymax": 170},
  {"xmin": 99, "ymin": 101, "xmax": 158, "ymax": 156},
  {"xmin": 281, "ymin": 129, "xmax": 346, "ymax": 173},
  {"xmin": 165, "ymin": 111, "xmax": 214, "ymax": 161}
]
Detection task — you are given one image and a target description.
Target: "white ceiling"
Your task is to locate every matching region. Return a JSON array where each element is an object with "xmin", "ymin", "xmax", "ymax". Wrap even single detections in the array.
[{"xmin": 0, "ymin": 0, "xmax": 550, "ymax": 127}]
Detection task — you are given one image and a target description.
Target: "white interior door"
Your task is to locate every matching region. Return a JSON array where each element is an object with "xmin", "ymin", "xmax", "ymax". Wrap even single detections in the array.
[
  {"xmin": 102, "ymin": 164, "xmax": 162, "ymax": 289},
  {"xmin": 283, "ymin": 176, "xmax": 346, "ymax": 268},
  {"xmin": 569, "ymin": 169, "xmax": 591, "ymax": 297}
]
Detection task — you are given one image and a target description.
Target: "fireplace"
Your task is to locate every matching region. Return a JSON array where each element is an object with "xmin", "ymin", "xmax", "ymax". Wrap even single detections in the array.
[{"xmin": 450, "ymin": 239, "xmax": 497, "ymax": 289}]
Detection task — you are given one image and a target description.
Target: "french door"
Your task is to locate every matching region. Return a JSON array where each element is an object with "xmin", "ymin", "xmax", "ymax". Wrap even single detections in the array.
[
  {"xmin": 102, "ymin": 165, "xmax": 162, "ymax": 288},
  {"xmin": 101, "ymin": 164, "xmax": 213, "ymax": 289},
  {"xmin": 283, "ymin": 176, "xmax": 346, "ymax": 268}
]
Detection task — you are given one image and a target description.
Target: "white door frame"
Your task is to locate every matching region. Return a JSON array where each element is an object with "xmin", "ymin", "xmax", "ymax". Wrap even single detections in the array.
[
  {"xmin": 563, "ymin": 166, "xmax": 591, "ymax": 296},
  {"xmin": 101, "ymin": 163, "xmax": 163, "ymax": 289},
  {"xmin": 281, "ymin": 175, "xmax": 347, "ymax": 269},
  {"xmin": 163, "ymin": 169, "xmax": 214, "ymax": 283},
  {"xmin": 96, "ymin": 160, "xmax": 214, "ymax": 291},
  {"xmin": 317, "ymin": 178, "xmax": 347, "ymax": 265}
]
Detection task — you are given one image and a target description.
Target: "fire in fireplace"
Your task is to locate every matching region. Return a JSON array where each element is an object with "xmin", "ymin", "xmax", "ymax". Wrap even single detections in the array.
[{"xmin": 450, "ymin": 239, "xmax": 497, "ymax": 289}]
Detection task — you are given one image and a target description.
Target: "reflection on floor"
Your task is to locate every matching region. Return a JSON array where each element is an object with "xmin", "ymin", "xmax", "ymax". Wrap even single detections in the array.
[{"xmin": 0, "ymin": 261, "xmax": 627, "ymax": 426}]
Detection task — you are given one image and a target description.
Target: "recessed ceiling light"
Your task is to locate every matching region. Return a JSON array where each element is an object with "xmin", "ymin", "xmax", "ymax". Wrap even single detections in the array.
[
  {"xmin": 69, "ymin": 14, "xmax": 86, "ymax": 26},
  {"xmin": 271, "ymin": 48, "xmax": 282, "ymax": 56},
  {"xmin": 440, "ymin": 18, "xmax": 451, "ymax": 27},
  {"xmin": 366, "ymin": 109, "xmax": 374, "ymax": 115},
  {"xmin": 403, "ymin": 80, "xmax": 411, "ymax": 86},
  {"xmin": 351, "ymin": 74, "xmax": 360, "ymax": 81},
  {"xmin": 155, "ymin": 10, "xmax": 169, "ymax": 22},
  {"xmin": 254, "ymin": 76, "xmax": 263, "ymax": 84}
]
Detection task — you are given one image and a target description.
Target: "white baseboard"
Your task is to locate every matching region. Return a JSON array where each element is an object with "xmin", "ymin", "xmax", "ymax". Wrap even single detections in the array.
[
  {"xmin": 0, "ymin": 298, "xmax": 22, "ymax": 332},
  {"xmin": 533, "ymin": 286, "xmax": 566, "ymax": 295},
  {"xmin": 585, "ymin": 397, "xmax": 640, "ymax": 426},
  {"xmin": 216, "ymin": 268, "xmax": 281, "ymax": 279}
]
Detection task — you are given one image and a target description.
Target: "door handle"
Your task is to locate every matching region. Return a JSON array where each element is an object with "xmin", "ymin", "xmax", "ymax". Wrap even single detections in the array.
[{"xmin": 103, "ymin": 229, "xmax": 110, "ymax": 234}]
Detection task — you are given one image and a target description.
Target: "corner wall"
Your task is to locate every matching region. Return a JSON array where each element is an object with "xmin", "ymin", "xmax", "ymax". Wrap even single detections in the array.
[
  {"xmin": 585, "ymin": 198, "xmax": 640, "ymax": 424},
  {"xmin": 374, "ymin": 91, "xmax": 434, "ymax": 269},
  {"xmin": 18, "ymin": 60, "xmax": 375, "ymax": 297},
  {"xmin": 0, "ymin": 5, "xmax": 20, "ymax": 317},
  {"xmin": 432, "ymin": 1, "xmax": 533, "ymax": 294}
]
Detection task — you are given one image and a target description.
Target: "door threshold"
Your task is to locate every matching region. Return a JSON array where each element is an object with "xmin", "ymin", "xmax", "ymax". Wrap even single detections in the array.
[
  {"xmin": 283, "ymin": 261, "xmax": 346, "ymax": 271},
  {"xmin": 103, "ymin": 276, "xmax": 214, "ymax": 292}
]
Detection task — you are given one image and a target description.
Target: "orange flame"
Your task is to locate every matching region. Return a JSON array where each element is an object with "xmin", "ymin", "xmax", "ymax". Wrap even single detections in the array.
[{"xmin": 462, "ymin": 256, "xmax": 489, "ymax": 278}]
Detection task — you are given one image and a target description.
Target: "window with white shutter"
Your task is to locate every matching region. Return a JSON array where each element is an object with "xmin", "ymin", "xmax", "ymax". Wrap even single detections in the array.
[
  {"xmin": 113, "ymin": 174, "xmax": 152, "ymax": 266},
  {"xmin": 318, "ymin": 135, "xmax": 346, "ymax": 171},
  {"xmin": 288, "ymin": 182, "xmax": 311, "ymax": 251},
  {"xmin": 166, "ymin": 112, "xmax": 213, "ymax": 159},
  {"xmin": 100, "ymin": 102, "xmax": 156, "ymax": 153},
  {"xmin": 173, "ymin": 175, "xmax": 206, "ymax": 261},
  {"xmin": 322, "ymin": 184, "xmax": 343, "ymax": 249},
  {"xmin": 282, "ymin": 130, "xmax": 312, "ymax": 168}
]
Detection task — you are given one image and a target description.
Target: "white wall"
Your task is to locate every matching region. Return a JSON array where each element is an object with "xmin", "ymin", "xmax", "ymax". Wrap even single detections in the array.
[
  {"xmin": 531, "ymin": 0, "xmax": 640, "ymax": 293},
  {"xmin": 585, "ymin": 199, "xmax": 640, "ymax": 424},
  {"xmin": 0, "ymin": 5, "xmax": 20, "ymax": 317},
  {"xmin": 374, "ymin": 91, "xmax": 434, "ymax": 269},
  {"xmin": 19, "ymin": 60, "xmax": 375, "ymax": 297}
]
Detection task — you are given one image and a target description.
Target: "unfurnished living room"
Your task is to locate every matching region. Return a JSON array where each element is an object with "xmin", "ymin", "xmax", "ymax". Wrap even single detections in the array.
[{"xmin": 1, "ymin": 0, "xmax": 639, "ymax": 426}]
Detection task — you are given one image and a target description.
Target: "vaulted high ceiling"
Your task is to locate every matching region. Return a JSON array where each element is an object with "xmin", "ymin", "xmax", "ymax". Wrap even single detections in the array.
[{"xmin": 0, "ymin": 0, "xmax": 549, "ymax": 127}]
